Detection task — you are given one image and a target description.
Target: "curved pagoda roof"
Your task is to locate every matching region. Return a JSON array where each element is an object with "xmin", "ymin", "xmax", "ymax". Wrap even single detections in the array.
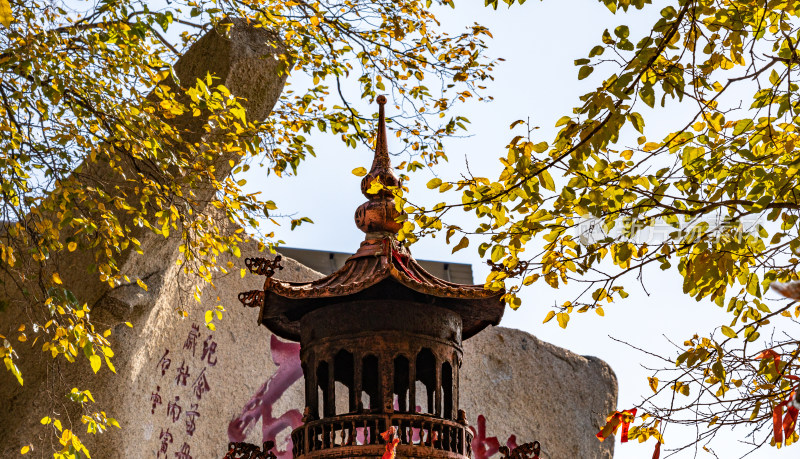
[{"xmin": 249, "ymin": 96, "xmax": 504, "ymax": 341}]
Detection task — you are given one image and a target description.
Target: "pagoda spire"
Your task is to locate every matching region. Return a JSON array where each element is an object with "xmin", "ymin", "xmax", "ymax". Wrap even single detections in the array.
[
  {"xmin": 369, "ymin": 95, "xmax": 391, "ymax": 181},
  {"xmin": 354, "ymin": 96, "xmax": 404, "ymax": 234}
]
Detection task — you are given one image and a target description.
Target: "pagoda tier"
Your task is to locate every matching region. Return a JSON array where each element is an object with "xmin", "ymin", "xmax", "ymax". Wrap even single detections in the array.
[{"xmin": 259, "ymin": 236, "xmax": 504, "ymax": 341}]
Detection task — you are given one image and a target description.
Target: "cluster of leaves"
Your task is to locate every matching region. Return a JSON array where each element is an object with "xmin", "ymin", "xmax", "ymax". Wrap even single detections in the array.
[
  {"xmin": 395, "ymin": 0, "xmax": 800, "ymax": 453},
  {"xmin": 0, "ymin": 0, "xmax": 496, "ymax": 455},
  {"xmin": 33, "ymin": 389, "xmax": 120, "ymax": 458},
  {"xmin": 227, "ymin": 0, "xmax": 498, "ymax": 174}
]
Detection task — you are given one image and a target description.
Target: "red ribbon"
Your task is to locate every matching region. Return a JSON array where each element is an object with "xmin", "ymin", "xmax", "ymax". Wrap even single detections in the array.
[
  {"xmin": 380, "ymin": 428, "xmax": 400, "ymax": 459},
  {"xmin": 772, "ymin": 388, "xmax": 799, "ymax": 445},
  {"xmin": 774, "ymin": 403, "xmax": 785, "ymax": 445},
  {"xmin": 784, "ymin": 406, "xmax": 799, "ymax": 440},
  {"xmin": 620, "ymin": 408, "xmax": 636, "ymax": 443},
  {"xmin": 595, "ymin": 408, "xmax": 636, "ymax": 443},
  {"xmin": 381, "ymin": 439, "xmax": 399, "ymax": 459},
  {"xmin": 384, "ymin": 238, "xmax": 421, "ymax": 282},
  {"xmin": 757, "ymin": 349, "xmax": 782, "ymax": 369},
  {"xmin": 652, "ymin": 441, "xmax": 661, "ymax": 459}
]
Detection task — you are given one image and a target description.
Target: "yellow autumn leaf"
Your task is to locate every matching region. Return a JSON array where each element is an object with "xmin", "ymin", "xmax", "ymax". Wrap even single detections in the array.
[
  {"xmin": 0, "ymin": 0, "xmax": 11, "ymax": 28},
  {"xmin": 539, "ymin": 169, "xmax": 555, "ymax": 191},
  {"xmin": 52, "ymin": 273, "xmax": 63, "ymax": 284},
  {"xmin": 20, "ymin": 445, "xmax": 30, "ymax": 454},
  {"xmin": 89, "ymin": 354, "xmax": 101, "ymax": 373},
  {"xmin": 451, "ymin": 236, "xmax": 469, "ymax": 254},
  {"xmin": 556, "ymin": 312, "xmax": 570, "ymax": 329},
  {"xmin": 542, "ymin": 310, "xmax": 556, "ymax": 324}
]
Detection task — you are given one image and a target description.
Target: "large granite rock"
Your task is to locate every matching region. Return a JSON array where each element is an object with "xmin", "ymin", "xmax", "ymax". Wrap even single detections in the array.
[{"xmin": 462, "ymin": 327, "xmax": 617, "ymax": 459}]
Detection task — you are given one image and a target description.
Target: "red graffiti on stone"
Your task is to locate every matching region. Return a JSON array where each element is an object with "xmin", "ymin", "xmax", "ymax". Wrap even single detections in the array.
[
  {"xmin": 470, "ymin": 414, "xmax": 518, "ymax": 459},
  {"xmin": 228, "ymin": 335, "xmax": 303, "ymax": 459}
]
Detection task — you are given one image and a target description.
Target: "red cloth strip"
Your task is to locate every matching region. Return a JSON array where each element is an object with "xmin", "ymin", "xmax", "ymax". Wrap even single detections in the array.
[
  {"xmin": 774, "ymin": 403, "xmax": 785, "ymax": 445},
  {"xmin": 620, "ymin": 408, "xmax": 637, "ymax": 443},
  {"xmin": 392, "ymin": 248, "xmax": 421, "ymax": 282},
  {"xmin": 652, "ymin": 441, "xmax": 661, "ymax": 459},
  {"xmin": 784, "ymin": 405, "xmax": 799, "ymax": 440}
]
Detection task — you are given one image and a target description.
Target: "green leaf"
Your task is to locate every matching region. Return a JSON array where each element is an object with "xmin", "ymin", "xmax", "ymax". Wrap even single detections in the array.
[
  {"xmin": 478, "ymin": 242, "xmax": 490, "ymax": 258},
  {"xmin": 769, "ymin": 69, "xmax": 780, "ymax": 85},
  {"xmin": 640, "ymin": 86, "xmax": 655, "ymax": 108},
  {"xmin": 452, "ymin": 236, "xmax": 469, "ymax": 254},
  {"xmin": 628, "ymin": 112, "xmax": 644, "ymax": 133},
  {"xmin": 490, "ymin": 244, "xmax": 505, "ymax": 263},
  {"xmin": 555, "ymin": 116, "xmax": 572, "ymax": 127},
  {"xmin": 578, "ymin": 66, "xmax": 594, "ymax": 80},
  {"xmin": 427, "ymin": 178, "xmax": 443, "ymax": 189},
  {"xmin": 712, "ymin": 361, "xmax": 726, "ymax": 381},
  {"xmin": 540, "ymin": 170, "xmax": 555, "ymax": 191},
  {"xmin": 733, "ymin": 119, "xmax": 753, "ymax": 136},
  {"xmin": 589, "ymin": 45, "xmax": 605, "ymax": 57},
  {"xmin": 720, "ymin": 326, "xmax": 738, "ymax": 339},
  {"xmin": 750, "ymin": 401, "xmax": 761, "ymax": 421}
]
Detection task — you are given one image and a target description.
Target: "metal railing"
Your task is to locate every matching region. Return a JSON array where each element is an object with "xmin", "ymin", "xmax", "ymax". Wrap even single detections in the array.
[{"xmin": 291, "ymin": 412, "xmax": 472, "ymax": 457}]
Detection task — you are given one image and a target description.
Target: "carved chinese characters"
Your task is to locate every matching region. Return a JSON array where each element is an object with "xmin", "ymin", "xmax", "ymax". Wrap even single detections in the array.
[{"xmin": 152, "ymin": 323, "xmax": 219, "ymax": 458}]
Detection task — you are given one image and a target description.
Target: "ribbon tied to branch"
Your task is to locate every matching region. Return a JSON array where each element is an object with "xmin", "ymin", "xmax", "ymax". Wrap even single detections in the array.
[{"xmin": 595, "ymin": 408, "xmax": 637, "ymax": 443}]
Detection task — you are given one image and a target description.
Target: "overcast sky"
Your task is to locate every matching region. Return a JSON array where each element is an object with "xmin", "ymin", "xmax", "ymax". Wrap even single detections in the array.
[{"xmin": 240, "ymin": 1, "xmax": 799, "ymax": 458}]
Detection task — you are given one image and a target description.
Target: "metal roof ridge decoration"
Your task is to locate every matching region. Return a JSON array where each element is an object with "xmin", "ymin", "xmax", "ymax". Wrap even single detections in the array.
[
  {"xmin": 242, "ymin": 95, "xmax": 504, "ymax": 340},
  {"xmin": 265, "ymin": 236, "xmax": 500, "ymax": 300}
]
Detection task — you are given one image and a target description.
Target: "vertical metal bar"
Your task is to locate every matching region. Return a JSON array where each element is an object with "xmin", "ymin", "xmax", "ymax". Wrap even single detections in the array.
[
  {"xmin": 434, "ymin": 359, "xmax": 442, "ymax": 417},
  {"xmin": 382, "ymin": 356, "xmax": 393, "ymax": 413},
  {"xmin": 353, "ymin": 354, "xmax": 362, "ymax": 412},
  {"xmin": 452, "ymin": 357, "xmax": 459, "ymax": 420},
  {"xmin": 308, "ymin": 357, "xmax": 318, "ymax": 420},
  {"xmin": 408, "ymin": 359, "xmax": 416, "ymax": 413},
  {"xmin": 326, "ymin": 360, "xmax": 336, "ymax": 417}
]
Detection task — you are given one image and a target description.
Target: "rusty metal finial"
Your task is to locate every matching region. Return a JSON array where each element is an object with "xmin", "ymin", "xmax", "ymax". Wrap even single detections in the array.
[
  {"xmin": 369, "ymin": 95, "xmax": 391, "ymax": 184},
  {"xmin": 354, "ymin": 96, "xmax": 404, "ymax": 234}
]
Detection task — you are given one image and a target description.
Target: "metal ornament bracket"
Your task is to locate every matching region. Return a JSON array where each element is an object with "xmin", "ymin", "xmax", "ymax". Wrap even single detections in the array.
[
  {"xmin": 499, "ymin": 441, "xmax": 542, "ymax": 459},
  {"xmin": 223, "ymin": 441, "xmax": 278, "ymax": 459},
  {"xmin": 238, "ymin": 256, "xmax": 283, "ymax": 308}
]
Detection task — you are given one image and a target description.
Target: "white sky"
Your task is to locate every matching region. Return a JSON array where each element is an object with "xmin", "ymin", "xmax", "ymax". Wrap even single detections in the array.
[{"xmin": 241, "ymin": 1, "xmax": 799, "ymax": 458}]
